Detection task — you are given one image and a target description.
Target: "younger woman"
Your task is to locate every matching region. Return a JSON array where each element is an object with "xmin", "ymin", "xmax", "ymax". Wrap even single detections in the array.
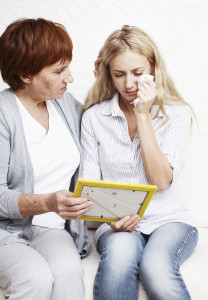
[{"xmin": 81, "ymin": 25, "xmax": 198, "ymax": 300}]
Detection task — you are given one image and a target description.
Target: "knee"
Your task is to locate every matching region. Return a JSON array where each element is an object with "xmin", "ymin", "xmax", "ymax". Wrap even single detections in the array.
[
  {"xmin": 139, "ymin": 255, "xmax": 176, "ymax": 299},
  {"xmin": 54, "ymin": 256, "xmax": 83, "ymax": 284},
  {"xmin": 26, "ymin": 262, "xmax": 54, "ymax": 297}
]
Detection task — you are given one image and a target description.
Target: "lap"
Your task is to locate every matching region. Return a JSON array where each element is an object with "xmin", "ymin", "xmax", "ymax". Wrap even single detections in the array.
[
  {"xmin": 141, "ymin": 222, "xmax": 198, "ymax": 267},
  {"xmin": 96, "ymin": 223, "xmax": 198, "ymax": 270},
  {"xmin": 30, "ymin": 226, "xmax": 82, "ymax": 275},
  {"xmin": 0, "ymin": 242, "xmax": 53, "ymax": 290},
  {"xmin": 0, "ymin": 227, "xmax": 82, "ymax": 289},
  {"xmin": 97, "ymin": 229, "xmax": 147, "ymax": 265}
]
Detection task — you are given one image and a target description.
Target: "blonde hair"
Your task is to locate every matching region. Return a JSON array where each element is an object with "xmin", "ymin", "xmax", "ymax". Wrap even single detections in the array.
[{"xmin": 83, "ymin": 25, "xmax": 193, "ymax": 123}]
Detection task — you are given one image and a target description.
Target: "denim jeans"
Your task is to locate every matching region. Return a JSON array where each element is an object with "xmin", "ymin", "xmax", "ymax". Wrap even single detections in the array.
[{"xmin": 94, "ymin": 222, "xmax": 198, "ymax": 300}]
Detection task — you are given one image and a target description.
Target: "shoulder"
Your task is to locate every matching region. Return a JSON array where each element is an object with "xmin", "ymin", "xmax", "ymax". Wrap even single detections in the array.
[
  {"xmin": 165, "ymin": 104, "xmax": 192, "ymax": 120},
  {"xmin": 0, "ymin": 88, "xmax": 15, "ymax": 107},
  {"xmin": 61, "ymin": 92, "xmax": 82, "ymax": 114},
  {"xmin": 0, "ymin": 89, "xmax": 19, "ymax": 123},
  {"xmin": 82, "ymin": 99, "xmax": 113, "ymax": 120},
  {"xmin": 52, "ymin": 92, "xmax": 82, "ymax": 120},
  {"xmin": 163, "ymin": 104, "xmax": 192, "ymax": 129}
]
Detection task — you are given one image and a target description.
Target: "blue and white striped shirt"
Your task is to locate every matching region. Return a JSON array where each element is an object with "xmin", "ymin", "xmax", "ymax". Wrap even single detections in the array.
[{"xmin": 81, "ymin": 94, "xmax": 195, "ymax": 242}]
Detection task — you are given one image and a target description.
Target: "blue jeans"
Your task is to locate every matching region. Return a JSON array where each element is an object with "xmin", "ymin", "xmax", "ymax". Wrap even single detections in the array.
[{"xmin": 94, "ymin": 222, "xmax": 198, "ymax": 300}]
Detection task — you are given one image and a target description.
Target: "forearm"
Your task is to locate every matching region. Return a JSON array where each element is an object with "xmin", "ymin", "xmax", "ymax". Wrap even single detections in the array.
[
  {"xmin": 18, "ymin": 190, "xmax": 93, "ymax": 219},
  {"xmin": 136, "ymin": 114, "xmax": 172, "ymax": 190},
  {"xmin": 18, "ymin": 192, "xmax": 53, "ymax": 217}
]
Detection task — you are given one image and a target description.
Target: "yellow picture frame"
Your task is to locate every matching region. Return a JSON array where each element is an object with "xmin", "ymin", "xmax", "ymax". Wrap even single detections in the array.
[{"xmin": 73, "ymin": 178, "xmax": 157, "ymax": 222}]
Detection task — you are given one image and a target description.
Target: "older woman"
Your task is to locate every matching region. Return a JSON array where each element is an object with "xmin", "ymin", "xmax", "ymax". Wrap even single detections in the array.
[{"xmin": 0, "ymin": 18, "xmax": 93, "ymax": 300}]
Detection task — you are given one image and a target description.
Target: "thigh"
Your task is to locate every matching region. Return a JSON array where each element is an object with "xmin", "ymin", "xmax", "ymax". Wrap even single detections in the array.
[
  {"xmin": 142, "ymin": 222, "xmax": 198, "ymax": 267},
  {"xmin": 94, "ymin": 230, "xmax": 147, "ymax": 300},
  {"xmin": 30, "ymin": 227, "xmax": 83, "ymax": 276},
  {"xmin": 0, "ymin": 243, "xmax": 53, "ymax": 299},
  {"xmin": 139, "ymin": 223, "xmax": 198, "ymax": 300}
]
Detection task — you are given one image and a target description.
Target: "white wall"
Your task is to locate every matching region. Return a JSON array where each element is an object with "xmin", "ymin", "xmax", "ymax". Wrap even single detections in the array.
[{"xmin": 0, "ymin": 0, "xmax": 208, "ymax": 224}]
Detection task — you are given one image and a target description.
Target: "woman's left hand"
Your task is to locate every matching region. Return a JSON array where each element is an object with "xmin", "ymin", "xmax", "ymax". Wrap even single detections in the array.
[
  {"xmin": 109, "ymin": 214, "xmax": 140, "ymax": 232},
  {"xmin": 134, "ymin": 78, "xmax": 157, "ymax": 115}
]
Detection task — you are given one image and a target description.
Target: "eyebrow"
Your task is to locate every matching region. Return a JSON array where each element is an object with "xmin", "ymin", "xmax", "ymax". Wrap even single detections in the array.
[
  {"xmin": 113, "ymin": 67, "xmax": 145, "ymax": 72},
  {"xmin": 55, "ymin": 64, "xmax": 68, "ymax": 71}
]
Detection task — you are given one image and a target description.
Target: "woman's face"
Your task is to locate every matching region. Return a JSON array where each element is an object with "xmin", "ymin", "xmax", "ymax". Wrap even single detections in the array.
[
  {"xmin": 109, "ymin": 49, "xmax": 152, "ymax": 103},
  {"xmin": 25, "ymin": 60, "xmax": 73, "ymax": 102}
]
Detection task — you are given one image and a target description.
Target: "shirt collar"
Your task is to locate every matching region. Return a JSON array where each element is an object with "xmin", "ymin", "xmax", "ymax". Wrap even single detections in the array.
[
  {"xmin": 100, "ymin": 93, "xmax": 164, "ymax": 120},
  {"xmin": 100, "ymin": 93, "xmax": 124, "ymax": 117}
]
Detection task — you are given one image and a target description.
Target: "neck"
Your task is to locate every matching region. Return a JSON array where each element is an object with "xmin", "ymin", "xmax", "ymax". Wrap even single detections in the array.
[
  {"xmin": 15, "ymin": 89, "xmax": 45, "ymax": 109},
  {"xmin": 119, "ymin": 95, "xmax": 134, "ymax": 115}
]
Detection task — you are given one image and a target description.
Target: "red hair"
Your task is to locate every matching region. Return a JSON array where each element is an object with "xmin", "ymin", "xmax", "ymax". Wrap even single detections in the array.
[{"xmin": 0, "ymin": 18, "xmax": 73, "ymax": 90}]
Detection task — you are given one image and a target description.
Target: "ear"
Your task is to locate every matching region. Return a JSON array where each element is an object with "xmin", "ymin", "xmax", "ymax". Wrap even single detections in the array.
[{"xmin": 19, "ymin": 74, "xmax": 33, "ymax": 84}]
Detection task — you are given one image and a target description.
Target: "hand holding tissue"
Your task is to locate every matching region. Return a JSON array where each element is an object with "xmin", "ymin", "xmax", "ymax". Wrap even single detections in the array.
[{"xmin": 130, "ymin": 74, "xmax": 154, "ymax": 108}]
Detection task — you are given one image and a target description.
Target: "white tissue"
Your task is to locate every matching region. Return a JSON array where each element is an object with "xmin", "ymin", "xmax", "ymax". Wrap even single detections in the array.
[{"xmin": 130, "ymin": 74, "xmax": 154, "ymax": 107}]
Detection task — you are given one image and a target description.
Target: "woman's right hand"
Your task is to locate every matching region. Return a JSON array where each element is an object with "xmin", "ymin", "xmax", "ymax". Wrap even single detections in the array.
[
  {"xmin": 49, "ymin": 190, "xmax": 93, "ymax": 220},
  {"xmin": 109, "ymin": 214, "xmax": 140, "ymax": 232}
]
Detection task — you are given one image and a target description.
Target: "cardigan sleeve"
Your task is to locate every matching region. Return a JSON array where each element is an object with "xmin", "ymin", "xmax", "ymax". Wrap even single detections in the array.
[{"xmin": 0, "ymin": 108, "xmax": 23, "ymax": 219}]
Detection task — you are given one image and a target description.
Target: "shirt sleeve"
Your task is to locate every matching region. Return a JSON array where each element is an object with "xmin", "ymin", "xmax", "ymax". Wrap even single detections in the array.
[
  {"xmin": 160, "ymin": 106, "xmax": 192, "ymax": 185},
  {"xmin": 81, "ymin": 110, "xmax": 102, "ymax": 180}
]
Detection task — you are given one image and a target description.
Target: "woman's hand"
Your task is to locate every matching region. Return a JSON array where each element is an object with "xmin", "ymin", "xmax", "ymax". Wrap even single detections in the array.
[
  {"xmin": 109, "ymin": 214, "xmax": 140, "ymax": 232},
  {"xmin": 134, "ymin": 78, "xmax": 157, "ymax": 115},
  {"xmin": 49, "ymin": 190, "xmax": 93, "ymax": 220}
]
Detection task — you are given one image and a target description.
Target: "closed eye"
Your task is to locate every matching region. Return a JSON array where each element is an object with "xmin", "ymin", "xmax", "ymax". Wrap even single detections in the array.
[
  {"xmin": 115, "ymin": 74, "xmax": 123, "ymax": 77},
  {"xmin": 56, "ymin": 69, "xmax": 64, "ymax": 74}
]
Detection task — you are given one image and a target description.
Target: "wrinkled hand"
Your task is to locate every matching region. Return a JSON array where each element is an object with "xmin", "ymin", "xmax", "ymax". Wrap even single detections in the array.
[
  {"xmin": 48, "ymin": 190, "xmax": 93, "ymax": 219},
  {"xmin": 134, "ymin": 78, "xmax": 157, "ymax": 115},
  {"xmin": 109, "ymin": 214, "xmax": 140, "ymax": 232},
  {"xmin": 93, "ymin": 49, "xmax": 103, "ymax": 77}
]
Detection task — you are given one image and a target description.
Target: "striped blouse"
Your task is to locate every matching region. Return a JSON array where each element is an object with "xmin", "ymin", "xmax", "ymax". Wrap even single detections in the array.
[{"xmin": 81, "ymin": 94, "xmax": 195, "ymax": 243}]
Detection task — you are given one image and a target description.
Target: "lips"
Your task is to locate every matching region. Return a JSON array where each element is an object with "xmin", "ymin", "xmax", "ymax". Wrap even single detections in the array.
[
  {"xmin": 60, "ymin": 86, "xmax": 67, "ymax": 92},
  {"xmin": 125, "ymin": 90, "xmax": 138, "ymax": 95}
]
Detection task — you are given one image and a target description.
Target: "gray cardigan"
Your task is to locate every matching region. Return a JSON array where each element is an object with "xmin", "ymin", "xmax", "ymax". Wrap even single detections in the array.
[{"xmin": 0, "ymin": 88, "xmax": 91, "ymax": 258}]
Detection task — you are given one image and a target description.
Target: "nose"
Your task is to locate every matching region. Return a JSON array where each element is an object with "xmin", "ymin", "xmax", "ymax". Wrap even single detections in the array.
[
  {"xmin": 125, "ymin": 75, "xmax": 136, "ymax": 90},
  {"xmin": 63, "ymin": 68, "xmax": 73, "ymax": 84}
]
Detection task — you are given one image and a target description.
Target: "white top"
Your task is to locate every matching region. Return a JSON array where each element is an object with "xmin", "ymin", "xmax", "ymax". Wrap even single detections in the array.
[
  {"xmin": 81, "ymin": 94, "xmax": 195, "ymax": 242},
  {"xmin": 16, "ymin": 97, "xmax": 80, "ymax": 229}
]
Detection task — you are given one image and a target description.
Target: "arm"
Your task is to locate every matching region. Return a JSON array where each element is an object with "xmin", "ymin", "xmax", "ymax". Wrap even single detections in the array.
[
  {"xmin": 134, "ymin": 79, "xmax": 191, "ymax": 191},
  {"xmin": 18, "ymin": 191, "xmax": 93, "ymax": 219},
  {"xmin": 136, "ymin": 113, "xmax": 173, "ymax": 191},
  {"xmin": 135, "ymin": 79, "xmax": 172, "ymax": 191}
]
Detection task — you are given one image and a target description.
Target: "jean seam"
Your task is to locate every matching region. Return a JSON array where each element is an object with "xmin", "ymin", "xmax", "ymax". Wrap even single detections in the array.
[
  {"xmin": 174, "ymin": 226, "xmax": 197, "ymax": 269},
  {"xmin": 96, "ymin": 229, "xmax": 112, "ymax": 252}
]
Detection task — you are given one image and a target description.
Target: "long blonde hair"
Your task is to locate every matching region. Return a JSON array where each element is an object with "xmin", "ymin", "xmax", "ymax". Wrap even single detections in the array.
[{"xmin": 83, "ymin": 25, "xmax": 192, "ymax": 122}]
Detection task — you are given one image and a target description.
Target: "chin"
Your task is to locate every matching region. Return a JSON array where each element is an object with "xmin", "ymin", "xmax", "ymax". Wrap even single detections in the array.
[{"xmin": 55, "ymin": 92, "xmax": 65, "ymax": 99}]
